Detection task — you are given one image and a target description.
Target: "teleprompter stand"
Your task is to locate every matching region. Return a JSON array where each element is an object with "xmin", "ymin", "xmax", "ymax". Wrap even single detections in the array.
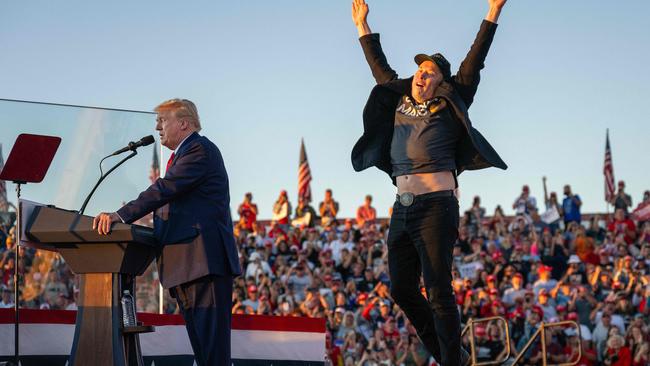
[{"xmin": 0, "ymin": 133, "xmax": 61, "ymax": 366}]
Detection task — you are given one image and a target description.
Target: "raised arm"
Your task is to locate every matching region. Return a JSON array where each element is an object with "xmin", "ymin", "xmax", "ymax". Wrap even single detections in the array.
[
  {"xmin": 353, "ymin": 0, "xmax": 398, "ymax": 84},
  {"xmin": 453, "ymin": 0, "xmax": 507, "ymax": 107},
  {"xmin": 352, "ymin": 0, "xmax": 371, "ymax": 37}
]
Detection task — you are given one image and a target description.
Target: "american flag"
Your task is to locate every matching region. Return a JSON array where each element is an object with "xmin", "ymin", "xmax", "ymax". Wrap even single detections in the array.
[
  {"xmin": 604, "ymin": 129, "xmax": 615, "ymax": 203},
  {"xmin": 0, "ymin": 144, "xmax": 7, "ymax": 212},
  {"xmin": 149, "ymin": 142, "xmax": 160, "ymax": 184},
  {"xmin": 298, "ymin": 139, "xmax": 312, "ymax": 203}
]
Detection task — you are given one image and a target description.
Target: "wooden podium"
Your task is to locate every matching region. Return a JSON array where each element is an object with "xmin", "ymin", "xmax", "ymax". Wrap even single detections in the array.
[{"xmin": 24, "ymin": 205, "xmax": 158, "ymax": 366}]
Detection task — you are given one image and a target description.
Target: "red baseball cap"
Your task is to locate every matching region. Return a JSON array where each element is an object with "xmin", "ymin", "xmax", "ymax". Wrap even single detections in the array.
[
  {"xmin": 510, "ymin": 308, "xmax": 525, "ymax": 319},
  {"xmin": 487, "ymin": 275, "xmax": 496, "ymax": 282},
  {"xmin": 567, "ymin": 312, "xmax": 578, "ymax": 321},
  {"xmin": 538, "ymin": 265, "xmax": 552, "ymax": 273},
  {"xmin": 357, "ymin": 293, "xmax": 368, "ymax": 303},
  {"xmin": 489, "ymin": 288, "xmax": 499, "ymax": 295},
  {"xmin": 531, "ymin": 306, "xmax": 544, "ymax": 318},
  {"xmin": 248, "ymin": 285, "xmax": 258, "ymax": 293}
]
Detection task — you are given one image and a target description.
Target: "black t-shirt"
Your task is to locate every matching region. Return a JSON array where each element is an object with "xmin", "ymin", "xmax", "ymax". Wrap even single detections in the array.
[{"xmin": 390, "ymin": 96, "xmax": 462, "ymax": 177}]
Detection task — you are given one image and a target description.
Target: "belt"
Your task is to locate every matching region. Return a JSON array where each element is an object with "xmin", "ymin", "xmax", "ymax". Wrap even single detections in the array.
[{"xmin": 396, "ymin": 190, "xmax": 455, "ymax": 207}]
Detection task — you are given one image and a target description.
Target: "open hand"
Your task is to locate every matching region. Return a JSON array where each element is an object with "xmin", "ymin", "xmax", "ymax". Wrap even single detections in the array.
[{"xmin": 352, "ymin": 0, "xmax": 369, "ymax": 26}]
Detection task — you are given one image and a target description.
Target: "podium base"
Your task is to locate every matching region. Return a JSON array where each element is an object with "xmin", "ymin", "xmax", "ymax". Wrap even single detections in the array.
[{"xmin": 69, "ymin": 273, "xmax": 152, "ymax": 366}]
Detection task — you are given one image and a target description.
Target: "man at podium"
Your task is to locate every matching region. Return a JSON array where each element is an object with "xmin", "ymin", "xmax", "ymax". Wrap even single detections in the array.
[{"xmin": 93, "ymin": 98, "xmax": 242, "ymax": 366}]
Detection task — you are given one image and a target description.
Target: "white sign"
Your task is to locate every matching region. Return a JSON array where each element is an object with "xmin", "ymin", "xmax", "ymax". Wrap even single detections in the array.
[{"xmin": 459, "ymin": 261, "xmax": 484, "ymax": 280}]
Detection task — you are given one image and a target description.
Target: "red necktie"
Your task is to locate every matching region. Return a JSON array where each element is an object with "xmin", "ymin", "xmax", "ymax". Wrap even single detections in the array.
[{"xmin": 166, "ymin": 152, "xmax": 175, "ymax": 171}]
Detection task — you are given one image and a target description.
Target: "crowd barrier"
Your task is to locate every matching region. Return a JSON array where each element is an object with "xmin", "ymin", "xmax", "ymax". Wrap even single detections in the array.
[
  {"xmin": 462, "ymin": 316, "xmax": 512, "ymax": 366},
  {"xmin": 462, "ymin": 318, "xmax": 581, "ymax": 366},
  {"xmin": 0, "ymin": 309, "xmax": 326, "ymax": 366}
]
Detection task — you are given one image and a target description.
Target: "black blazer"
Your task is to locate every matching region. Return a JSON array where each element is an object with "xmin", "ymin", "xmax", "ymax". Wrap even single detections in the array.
[
  {"xmin": 351, "ymin": 20, "xmax": 507, "ymax": 184},
  {"xmin": 117, "ymin": 132, "xmax": 242, "ymax": 288}
]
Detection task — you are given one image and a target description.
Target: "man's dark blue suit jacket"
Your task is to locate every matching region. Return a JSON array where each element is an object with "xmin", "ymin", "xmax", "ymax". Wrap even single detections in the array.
[{"xmin": 117, "ymin": 132, "xmax": 241, "ymax": 288}]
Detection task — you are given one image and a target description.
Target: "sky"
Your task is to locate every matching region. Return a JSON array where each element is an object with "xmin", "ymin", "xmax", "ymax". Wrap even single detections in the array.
[{"xmin": 1, "ymin": 0, "xmax": 648, "ymax": 219}]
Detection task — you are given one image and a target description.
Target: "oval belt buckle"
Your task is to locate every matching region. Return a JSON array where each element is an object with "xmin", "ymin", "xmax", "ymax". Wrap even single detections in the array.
[{"xmin": 399, "ymin": 192, "xmax": 414, "ymax": 206}]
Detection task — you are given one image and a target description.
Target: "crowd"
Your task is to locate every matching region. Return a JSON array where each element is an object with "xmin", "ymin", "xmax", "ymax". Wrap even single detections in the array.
[
  {"xmin": 0, "ymin": 179, "xmax": 649, "ymax": 365},
  {"xmin": 232, "ymin": 180, "xmax": 649, "ymax": 366}
]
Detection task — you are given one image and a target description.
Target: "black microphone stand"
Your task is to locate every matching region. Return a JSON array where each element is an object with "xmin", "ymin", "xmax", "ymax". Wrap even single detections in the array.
[
  {"xmin": 13, "ymin": 180, "xmax": 25, "ymax": 366},
  {"xmin": 79, "ymin": 150, "xmax": 137, "ymax": 215}
]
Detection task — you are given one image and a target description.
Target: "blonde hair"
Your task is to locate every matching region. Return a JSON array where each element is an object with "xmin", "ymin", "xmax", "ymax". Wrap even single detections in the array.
[
  {"xmin": 607, "ymin": 334, "xmax": 625, "ymax": 349},
  {"xmin": 154, "ymin": 98, "xmax": 202, "ymax": 131}
]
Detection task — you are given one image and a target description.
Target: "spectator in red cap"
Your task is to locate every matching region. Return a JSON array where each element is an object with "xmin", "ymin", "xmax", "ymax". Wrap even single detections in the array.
[
  {"xmin": 533, "ymin": 264, "xmax": 558, "ymax": 296},
  {"xmin": 472, "ymin": 325, "xmax": 498, "ymax": 362},
  {"xmin": 242, "ymin": 285, "xmax": 259, "ymax": 312},
  {"xmin": 480, "ymin": 289, "xmax": 501, "ymax": 317},
  {"xmin": 502, "ymin": 273, "xmax": 525, "ymax": 307},
  {"xmin": 516, "ymin": 306, "xmax": 543, "ymax": 361},
  {"xmin": 485, "ymin": 274, "xmax": 498, "ymax": 291},
  {"xmin": 356, "ymin": 292, "xmax": 368, "ymax": 305}
]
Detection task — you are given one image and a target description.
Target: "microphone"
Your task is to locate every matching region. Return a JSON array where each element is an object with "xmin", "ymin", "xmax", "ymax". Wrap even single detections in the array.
[
  {"xmin": 111, "ymin": 135, "xmax": 155, "ymax": 156},
  {"xmin": 79, "ymin": 135, "xmax": 155, "ymax": 214}
]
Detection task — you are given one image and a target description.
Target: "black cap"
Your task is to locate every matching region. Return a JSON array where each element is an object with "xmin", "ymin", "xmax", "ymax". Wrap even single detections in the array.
[{"xmin": 414, "ymin": 53, "xmax": 451, "ymax": 81}]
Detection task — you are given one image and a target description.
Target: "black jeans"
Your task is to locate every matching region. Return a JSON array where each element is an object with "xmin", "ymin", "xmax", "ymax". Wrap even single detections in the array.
[{"xmin": 387, "ymin": 192, "xmax": 461, "ymax": 366}]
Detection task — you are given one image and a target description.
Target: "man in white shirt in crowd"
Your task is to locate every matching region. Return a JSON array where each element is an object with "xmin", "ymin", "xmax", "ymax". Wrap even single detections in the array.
[
  {"xmin": 245, "ymin": 252, "xmax": 273, "ymax": 280},
  {"xmin": 513, "ymin": 185, "xmax": 537, "ymax": 216},
  {"xmin": 329, "ymin": 230, "xmax": 355, "ymax": 265},
  {"xmin": 502, "ymin": 273, "xmax": 525, "ymax": 307}
]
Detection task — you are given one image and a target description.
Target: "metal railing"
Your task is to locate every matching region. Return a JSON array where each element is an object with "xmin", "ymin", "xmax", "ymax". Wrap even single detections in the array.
[
  {"xmin": 462, "ymin": 316, "xmax": 511, "ymax": 366},
  {"xmin": 509, "ymin": 320, "xmax": 582, "ymax": 366},
  {"xmin": 461, "ymin": 318, "xmax": 582, "ymax": 366}
]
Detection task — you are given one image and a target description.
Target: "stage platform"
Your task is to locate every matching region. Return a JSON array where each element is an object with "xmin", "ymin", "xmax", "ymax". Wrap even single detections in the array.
[{"xmin": 0, "ymin": 309, "xmax": 326, "ymax": 365}]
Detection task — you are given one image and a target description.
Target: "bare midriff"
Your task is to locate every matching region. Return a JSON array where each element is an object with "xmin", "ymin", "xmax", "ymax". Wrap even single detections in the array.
[{"xmin": 396, "ymin": 171, "xmax": 455, "ymax": 195}]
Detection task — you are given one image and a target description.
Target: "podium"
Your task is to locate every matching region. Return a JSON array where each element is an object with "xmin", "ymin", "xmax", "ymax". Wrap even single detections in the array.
[{"xmin": 24, "ymin": 205, "xmax": 158, "ymax": 366}]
